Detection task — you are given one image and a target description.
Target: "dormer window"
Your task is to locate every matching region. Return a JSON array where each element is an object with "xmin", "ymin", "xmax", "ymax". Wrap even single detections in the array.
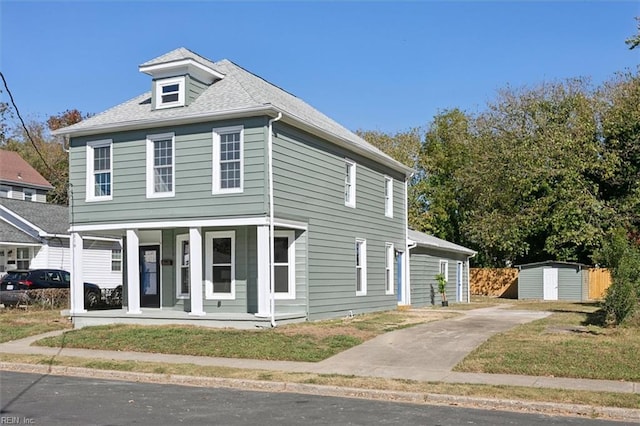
[{"xmin": 155, "ymin": 77, "xmax": 185, "ymax": 109}]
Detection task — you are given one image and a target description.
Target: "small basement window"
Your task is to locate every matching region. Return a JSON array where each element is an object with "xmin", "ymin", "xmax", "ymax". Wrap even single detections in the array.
[{"xmin": 155, "ymin": 77, "xmax": 185, "ymax": 109}]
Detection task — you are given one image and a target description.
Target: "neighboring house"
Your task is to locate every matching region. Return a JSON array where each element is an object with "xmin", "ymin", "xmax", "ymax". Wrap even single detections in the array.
[
  {"xmin": 407, "ymin": 229, "xmax": 476, "ymax": 306},
  {"xmin": 54, "ymin": 48, "xmax": 471, "ymax": 328},
  {"xmin": 517, "ymin": 261, "xmax": 589, "ymax": 301},
  {"xmin": 0, "ymin": 150, "xmax": 53, "ymax": 202},
  {"xmin": 0, "ymin": 197, "xmax": 122, "ymax": 288}
]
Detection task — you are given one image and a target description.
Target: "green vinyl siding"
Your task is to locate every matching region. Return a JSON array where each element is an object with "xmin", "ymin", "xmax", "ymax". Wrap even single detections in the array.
[
  {"xmin": 518, "ymin": 267, "xmax": 543, "ymax": 299},
  {"xmin": 409, "ymin": 248, "xmax": 469, "ymax": 307},
  {"xmin": 271, "ymin": 123, "xmax": 406, "ymax": 320},
  {"xmin": 69, "ymin": 118, "xmax": 267, "ymax": 225},
  {"xmin": 558, "ymin": 267, "xmax": 584, "ymax": 301},
  {"xmin": 186, "ymin": 75, "xmax": 208, "ymax": 105}
]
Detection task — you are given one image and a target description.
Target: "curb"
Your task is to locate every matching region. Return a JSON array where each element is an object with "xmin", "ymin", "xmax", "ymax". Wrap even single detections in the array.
[{"xmin": 2, "ymin": 362, "xmax": 639, "ymax": 423}]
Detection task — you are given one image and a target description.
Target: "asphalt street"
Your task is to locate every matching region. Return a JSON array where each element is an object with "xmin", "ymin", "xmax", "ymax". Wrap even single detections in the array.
[{"xmin": 0, "ymin": 371, "xmax": 625, "ymax": 426}]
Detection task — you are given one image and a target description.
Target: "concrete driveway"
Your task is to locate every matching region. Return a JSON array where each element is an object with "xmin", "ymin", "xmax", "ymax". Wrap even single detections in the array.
[{"xmin": 314, "ymin": 305, "xmax": 550, "ymax": 381}]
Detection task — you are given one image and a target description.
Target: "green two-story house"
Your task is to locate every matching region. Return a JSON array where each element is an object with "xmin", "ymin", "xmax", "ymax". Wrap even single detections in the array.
[{"xmin": 55, "ymin": 48, "xmax": 415, "ymax": 328}]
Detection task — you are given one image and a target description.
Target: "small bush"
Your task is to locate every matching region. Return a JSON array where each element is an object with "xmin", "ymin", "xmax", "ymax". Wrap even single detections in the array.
[
  {"xmin": 18, "ymin": 289, "xmax": 70, "ymax": 310},
  {"xmin": 603, "ymin": 279, "xmax": 637, "ymax": 325}
]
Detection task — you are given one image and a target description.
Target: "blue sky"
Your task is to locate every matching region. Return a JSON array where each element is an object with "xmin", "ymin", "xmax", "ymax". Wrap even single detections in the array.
[{"xmin": 1, "ymin": 1, "xmax": 638, "ymax": 134}]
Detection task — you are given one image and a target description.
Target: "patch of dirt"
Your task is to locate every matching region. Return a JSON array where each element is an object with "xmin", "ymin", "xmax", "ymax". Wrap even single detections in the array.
[{"xmin": 544, "ymin": 325, "xmax": 606, "ymax": 336}]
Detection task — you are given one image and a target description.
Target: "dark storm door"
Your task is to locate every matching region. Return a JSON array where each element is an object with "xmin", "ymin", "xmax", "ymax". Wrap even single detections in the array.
[{"xmin": 140, "ymin": 245, "xmax": 160, "ymax": 308}]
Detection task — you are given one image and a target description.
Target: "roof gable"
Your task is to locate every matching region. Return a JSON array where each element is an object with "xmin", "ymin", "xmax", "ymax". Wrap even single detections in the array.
[
  {"xmin": 0, "ymin": 198, "xmax": 69, "ymax": 235},
  {"xmin": 0, "ymin": 150, "xmax": 53, "ymax": 190}
]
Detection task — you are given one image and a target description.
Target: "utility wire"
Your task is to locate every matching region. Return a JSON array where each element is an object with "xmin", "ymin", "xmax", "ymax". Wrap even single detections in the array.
[{"xmin": 0, "ymin": 71, "xmax": 55, "ymax": 175}]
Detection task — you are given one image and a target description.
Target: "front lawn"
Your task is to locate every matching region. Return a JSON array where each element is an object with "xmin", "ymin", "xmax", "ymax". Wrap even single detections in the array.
[
  {"xmin": 0, "ymin": 308, "xmax": 71, "ymax": 343},
  {"xmin": 35, "ymin": 309, "xmax": 454, "ymax": 362},
  {"xmin": 454, "ymin": 305, "xmax": 640, "ymax": 381}
]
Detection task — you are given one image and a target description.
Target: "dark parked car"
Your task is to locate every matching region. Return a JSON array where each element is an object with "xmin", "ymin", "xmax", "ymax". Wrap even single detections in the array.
[{"xmin": 0, "ymin": 269, "xmax": 102, "ymax": 308}]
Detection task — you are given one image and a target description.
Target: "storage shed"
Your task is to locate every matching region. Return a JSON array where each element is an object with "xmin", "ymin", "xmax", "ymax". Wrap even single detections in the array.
[
  {"xmin": 516, "ymin": 261, "xmax": 589, "ymax": 301},
  {"xmin": 408, "ymin": 229, "xmax": 476, "ymax": 306}
]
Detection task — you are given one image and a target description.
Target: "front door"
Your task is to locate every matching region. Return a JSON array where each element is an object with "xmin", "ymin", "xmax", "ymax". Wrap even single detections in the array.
[
  {"xmin": 543, "ymin": 267, "xmax": 559, "ymax": 300},
  {"xmin": 396, "ymin": 251, "xmax": 403, "ymax": 303},
  {"xmin": 456, "ymin": 261, "xmax": 463, "ymax": 302},
  {"xmin": 140, "ymin": 245, "xmax": 160, "ymax": 308}
]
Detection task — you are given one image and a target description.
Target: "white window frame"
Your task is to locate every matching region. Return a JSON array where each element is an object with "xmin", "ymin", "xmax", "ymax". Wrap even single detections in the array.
[
  {"xmin": 385, "ymin": 243, "xmax": 394, "ymax": 295},
  {"xmin": 155, "ymin": 76, "xmax": 186, "ymax": 109},
  {"xmin": 439, "ymin": 260, "xmax": 449, "ymax": 282},
  {"xmin": 205, "ymin": 230, "xmax": 236, "ymax": 300},
  {"xmin": 0, "ymin": 185, "xmax": 11, "ymax": 198},
  {"xmin": 146, "ymin": 132, "xmax": 176, "ymax": 198},
  {"xmin": 176, "ymin": 234, "xmax": 190, "ymax": 299},
  {"xmin": 86, "ymin": 139, "xmax": 113, "ymax": 202},
  {"xmin": 16, "ymin": 247, "xmax": 30, "ymax": 270},
  {"xmin": 355, "ymin": 238, "xmax": 367, "ymax": 296},
  {"xmin": 345, "ymin": 159, "xmax": 356, "ymax": 208},
  {"xmin": 384, "ymin": 176, "xmax": 393, "ymax": 218},
  {"xmin": 274, "ymin": 230, "xmax": 296, "ymax": 300},
  {"xmin": 111, "ymin": 248, "xmax": 122, "ymax": 272},
  {"xmin": 212, "ymin": 125, "xmax": 244, "ymax": 194},
  {"xmin": 23, "ymin": 188, "xmax": 35, "ymax": 201}
]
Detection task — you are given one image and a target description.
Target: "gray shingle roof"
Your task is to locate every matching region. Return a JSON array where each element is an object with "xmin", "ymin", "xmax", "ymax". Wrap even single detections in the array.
[
  {"xmin": 408, "ymin": 229, "xmax": 476, "ymax": 256},
  {"xmin": 0, "ymin": 219, "xmax": 41, "ymax": 244},
  {"xmin": 0, "ymin": 198, "xmax": 69, "ymax": 235},
  {"xmin": 54, "ymin": 49, "xmax": 412, "ymax": 175},
  {"xmin": 140, "ymin": 47, "xmax": 219, "ymax": 71}
]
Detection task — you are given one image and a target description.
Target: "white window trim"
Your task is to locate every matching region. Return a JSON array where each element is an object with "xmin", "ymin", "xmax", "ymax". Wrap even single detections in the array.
[
  {"xmin": 16, "ymin": 247, "xmax": 30, "ymax": 269},
  {"xmin": 355, "ymin": 238, "xmax": 367, "ymax": 296},
  {"xmin": 0, "ymin": 185, "xmax": 11, "ymax": 198},
  {"xmin": 205, "ymin": 230, "xmax": 236, "ymax": 300},
  {"xmin": 155, "ymin": 76, "xmax": 185, "ymax": 109},
  {"xmin": 86, "ymin": 139, "xmax": 113, "ymax": 202},
  {"xmin": 23, "ymin": 188, "xmax": 35, "ymax": 201},
  {"xmin": 385, "ymin": 243, "xmax": 394, "ymax": 295},
  {"xmin": 176, "ymin": 234, "xmax": 190, "ymax": 299},
  {"xmin": 345, "ymin": 159, "xmax": 356, "ymax": 208},
  {"xmin": 384, "ymin": 176, "xmax": 393, "ymax": 218},
  {"xmin": 146, "ymin": 132, "xmax": 176, "ymax": 198},
  {"xmin": 439, "ymin": 260, "xmax": 449, "ymax": 282},
  {"xmin": 111, "ymin": 248, "xmax": 122, "ymax": 272},
  {"xmin": 274, "ymin": 230, "xmax": 296, "ymax": 300},
  {"xmin": 212, "ymin": 125, "xmax": 244, "ymax": 194}
]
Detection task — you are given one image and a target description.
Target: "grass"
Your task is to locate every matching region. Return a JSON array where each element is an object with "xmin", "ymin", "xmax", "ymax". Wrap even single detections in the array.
[
  {"xmin": 0, "ymin": 308, "xmax": 71, "ymax": 343},
  {"xmin": 1, "ymin": 353, "xmax": 638, "ymax": 411},
  {"xmin": 454, "ymin": 303, "xmax": 640, "ymax": 381},
  {"xmin": 35, "ymin": 309, "xmax": 456, "ymax": 362}
]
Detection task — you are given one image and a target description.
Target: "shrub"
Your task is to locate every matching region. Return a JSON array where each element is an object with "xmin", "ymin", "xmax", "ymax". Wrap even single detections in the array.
[{"xmin": 596, "ymin": 229, "xmax": 640, "ymax": 326}]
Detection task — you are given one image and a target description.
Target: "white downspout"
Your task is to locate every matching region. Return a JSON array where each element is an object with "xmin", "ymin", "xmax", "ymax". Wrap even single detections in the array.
[
  {"xmin": 268, "ymin": 112, "xmax": 282, "ymax": 327},
  {"xmin": 404, "ymin": 178, "xmax": 411, "ymax": 306}
]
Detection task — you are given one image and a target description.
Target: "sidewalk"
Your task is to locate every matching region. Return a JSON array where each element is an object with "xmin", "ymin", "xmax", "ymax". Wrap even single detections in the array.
[{"xmin": 1, "ymin": 306, "xmax": 638, "ymax": 395}]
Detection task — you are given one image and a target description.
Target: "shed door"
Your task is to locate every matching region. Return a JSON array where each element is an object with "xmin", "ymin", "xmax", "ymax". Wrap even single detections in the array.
[{"xmin": 543, "ymin": 268, "xmax": 558, "ymax": 300}]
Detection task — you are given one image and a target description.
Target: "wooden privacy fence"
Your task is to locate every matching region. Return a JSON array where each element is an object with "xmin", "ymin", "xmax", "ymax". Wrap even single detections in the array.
[
  {"xmin": 470, "ymin": 268, "xmax": 519, "ymax": 298},
  {"xmin": 588, "ymin": 268, "xmax": 612, "ymax": 300},
  {"xmin": 472, "ymin": 266, "xmax": 612, "ymax": 300}
]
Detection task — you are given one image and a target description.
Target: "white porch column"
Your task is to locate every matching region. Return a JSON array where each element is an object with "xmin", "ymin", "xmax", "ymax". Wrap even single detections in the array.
[
  {"xmin": 126, "ymin": 229, "xmax": 142, "ymax": 314},
  {"xmin": 188, "ymin": 227, "xmax": 205, "ymax": 316},
  {"xmin": 69, "ymin": 232, "xmax": 86, "ymax": 314},
  {"xmin": 256, "ymin": 225, "xmax": 271, "ymax": 317}
]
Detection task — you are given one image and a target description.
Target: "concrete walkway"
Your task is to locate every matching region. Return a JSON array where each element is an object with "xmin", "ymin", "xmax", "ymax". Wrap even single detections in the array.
[{"xmin": 1, "ymin": 305, "xmax": 638, "ymax": 395}]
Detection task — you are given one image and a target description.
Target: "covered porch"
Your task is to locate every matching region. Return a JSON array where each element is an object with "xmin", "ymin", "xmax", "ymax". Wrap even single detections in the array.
[{"xmin": 68, "ymin": 218, "xmax": 308, "ymax": 328}]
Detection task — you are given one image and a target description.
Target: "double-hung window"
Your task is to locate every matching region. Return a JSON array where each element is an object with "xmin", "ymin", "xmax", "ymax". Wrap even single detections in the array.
[
  {"xmin": 205, "ymin": 231, "xmax": 235, "ymax": 299},
  {"xmin": 16, "ymin": 247, "xmax": 30, "ymax": 270},
  {"xmin": 439, "ymin": 260, "xmax": 449, "ymax": 282},
  {"xmin": 155, "ymin": 77, "xmax": 185, "ymax": 109},
  {"xmin": 86, "ymin": 140, "xmax": 112, "ymax": 201},
  {"xmin": 385, "ymin": 243, "xmax": 394, "ymax": 295},
  {"xmin": 355, "ymin": 239, "xmax": 367, "ymax": 295},
  {"xmin": 212, "ymin": 126, "xmax": 243, "ymax": 193},
  {"xmin": 23, "ymin": 189, "xmax": 35, "ymax": 201},
  {"xmin": 345, "ymin": 159, "xmax": 356, "ymax": 208},
  {"xmin": 176, "ymin": 234, "xmax": 190, "ymax": 298},
  {"xmin": 274, "ymin": 230, "xmax": 295, "ymax": 299},
  {"xmin": 384, "ymin": 176, "xmax": 393, "ymax": 218},
  {"xmin": 111, "ymin": 249, "xmax": 122, "ymax": 272},
  {"xmin": 146, "ymin": 133, "xmax": 175, "ymax": 198}
]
